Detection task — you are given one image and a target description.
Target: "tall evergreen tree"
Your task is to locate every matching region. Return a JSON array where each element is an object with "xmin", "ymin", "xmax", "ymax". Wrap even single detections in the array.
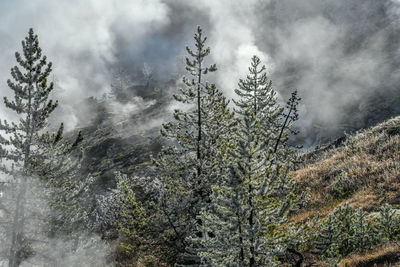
[
  {"xmin": 0, "ymin": 28, "xmax": 86, "ymax": 266},
  {"xmin": 180, "ymin": 26, "xmax": 217, "ymax": 179},
  {"xmin": 162, "ymin": 26, "xmax": 218, "ymax": 187},
  {"xmin": 152, "ymin": 26, "xmax": 233, "ymax": 261},
  {"xmin": 0, "ymin": 28, "xmax": 58, "ymax": 267},
  {"xmin": 199, "ymin": 56, "xmax": 300, "ymax": 266}
]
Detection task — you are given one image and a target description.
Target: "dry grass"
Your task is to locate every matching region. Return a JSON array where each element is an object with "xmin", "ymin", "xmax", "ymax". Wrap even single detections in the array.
[
  {"xmin": 338, "ymin": 243, "xmax": 400, "ymax": 267},
  {"xmin": 290, "ymin": 116, "xmax": 400, "ymax": 266},
  {"xmin": 346, "ymin": 188, "xmax": 380, "ymax": 210},
  {"xmin": 292, "ymin": 116, "xmax": 400, "ymax": 219}
]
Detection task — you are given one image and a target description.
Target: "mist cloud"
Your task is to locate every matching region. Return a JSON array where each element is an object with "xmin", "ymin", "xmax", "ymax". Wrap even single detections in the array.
[
  {"xmin": 0, "ymin": 0, "xmax": 170, "ymax": 128},
  {"xmin": 0, "ymin": 0, "xmax": 399, "ymax": 143}
]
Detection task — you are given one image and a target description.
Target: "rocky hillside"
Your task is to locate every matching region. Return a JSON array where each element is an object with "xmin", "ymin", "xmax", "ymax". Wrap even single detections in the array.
[
  {"xmin": 72, "ymin": 80, "xmax": 174, "ymax": 194},
  {"xmin": 292, "ymin": 116, "xmax": 400, "ymax": 266}
]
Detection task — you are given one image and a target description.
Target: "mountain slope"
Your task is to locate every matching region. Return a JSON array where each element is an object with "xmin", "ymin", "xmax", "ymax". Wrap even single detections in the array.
[{"xmin": 292, "ymin": 115, "xmax": 400, "ymax": 266}]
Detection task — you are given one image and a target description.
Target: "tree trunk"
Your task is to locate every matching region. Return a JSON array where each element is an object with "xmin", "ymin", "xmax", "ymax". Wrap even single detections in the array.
[
  {"xmin": 9, "ymin": 179, "xmax": 27, "ymax": 267},
  {"xmin": 197, "ymin": 60, "xmax": 202, "ymax": 179},
  {"xmin": 9, "ymin": 80, "xmax": 34, "ymax": 267}
]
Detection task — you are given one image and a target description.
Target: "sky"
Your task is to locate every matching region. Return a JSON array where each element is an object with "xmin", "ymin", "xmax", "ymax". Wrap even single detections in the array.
[{"xmin": 0, "ymin": 0, "xmax": 400, "ymax": 145}]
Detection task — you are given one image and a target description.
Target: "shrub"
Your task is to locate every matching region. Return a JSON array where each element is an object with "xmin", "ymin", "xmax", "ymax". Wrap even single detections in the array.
[
  {"xmin": 376, "ymin": 204, "xmax": 400, "ymax": 242},
  {"xmin": 316, "ymin": 203, "xmax": 379, "ymax": 259}
]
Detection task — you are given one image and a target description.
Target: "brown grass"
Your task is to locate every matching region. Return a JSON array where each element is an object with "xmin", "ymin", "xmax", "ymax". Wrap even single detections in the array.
[
  {"xmin": 290, "ymin": 116, "xmax": 400, "ymax": 266},
  {"xmin": 338, "ymin": 243, "xmax": 400, "ymax": 267},
  {"xmin": 292, "ymin": 116, "xmax": 400, "ymax": 220},
  {"xmin": 346, "ymin": 188, "xmax": 380, "ymax": 210}
]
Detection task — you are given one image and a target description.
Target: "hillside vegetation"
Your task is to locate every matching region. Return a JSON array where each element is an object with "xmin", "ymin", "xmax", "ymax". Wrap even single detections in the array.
[{"xmin": 292, "ymin": 116, "xmax": 400, "ymax": 266}]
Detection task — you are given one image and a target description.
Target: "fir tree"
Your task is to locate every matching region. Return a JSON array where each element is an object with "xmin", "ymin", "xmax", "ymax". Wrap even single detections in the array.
[
  {"xmin": 233, "ymin": 55, "xmax": 281, "ymax": 130},
  {"xmin": 199, "ymin": 56, "xmax": 300, "ymax": 266}
]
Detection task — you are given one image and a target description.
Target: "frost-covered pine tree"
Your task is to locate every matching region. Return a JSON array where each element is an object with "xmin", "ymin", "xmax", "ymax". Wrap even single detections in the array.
[
  {"xmin": 32, "ymin": 128, "xmax": 92, "ymax": 237},
  {"xmin": 234, "ymin": 55, "xmax": 299, "ymax": 162},
  {"xmin": 377, "ymin": 203, "xmax": 400, "ymax": 242},
  {"xmin": 234, "ymin": 55, "xmax": 281, "ymax": 130},
  {"xmin": 198, "ymin": 56, "xmax": 300, "ymax": 266},
  {"xmin": 0, "ymin": 28, "xmax": 59, "ymax": 267},
  {"xmin": 153, "ymin": 26, "xmax": 233, "ymax": 260},
  {"xmin": 0, "ymin": 28, "xmax": 87, "ymax": 267},
  {"xmin": 161, "ymin": 26, "xmax": 217, "ymax": 183},
  {"xmin": 316, "ymin": 203, "xmax": 381, "ymax": 259},
  {"xmin": 200, "ymin": 83, "xmax": 235, "ymax": 192}
]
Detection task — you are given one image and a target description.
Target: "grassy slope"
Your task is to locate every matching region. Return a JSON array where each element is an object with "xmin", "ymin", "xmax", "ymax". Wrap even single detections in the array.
[{"xmin": 292, "ymin": 116, "xmax": 400, "ymax": 266}]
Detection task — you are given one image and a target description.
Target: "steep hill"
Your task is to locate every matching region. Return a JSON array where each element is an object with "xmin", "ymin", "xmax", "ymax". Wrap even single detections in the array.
[{"xmin": 292, "ymin": 116, "xmax": 400, "ymax": 266}]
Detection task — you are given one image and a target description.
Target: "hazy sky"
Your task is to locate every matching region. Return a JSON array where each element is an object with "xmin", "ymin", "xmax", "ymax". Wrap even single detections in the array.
[{"xmin": 1, "ymin": 0, "xmax": 400, "ymax": 144}]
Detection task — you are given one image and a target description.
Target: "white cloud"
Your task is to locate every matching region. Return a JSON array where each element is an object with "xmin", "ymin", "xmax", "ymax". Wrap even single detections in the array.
[{"xmin": 0, "ymin": 0, "xmax": 170, "ymax": 127}]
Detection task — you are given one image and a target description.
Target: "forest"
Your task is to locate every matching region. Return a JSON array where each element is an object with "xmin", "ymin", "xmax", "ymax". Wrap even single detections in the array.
[{"xmin": 0, "ymin": 15, "xmax": 400, "ymax": 267}]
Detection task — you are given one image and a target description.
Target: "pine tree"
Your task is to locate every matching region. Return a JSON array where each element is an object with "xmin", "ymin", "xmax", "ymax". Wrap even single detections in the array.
[
  {"xmin": 199, "ymin": 56, "xmax": 300, "ymax": 266},
  {"xmin": 353, "ymin": 208, "xmax": 377, "ymax": 251},
  {"xmin": 160, "ymin": 26, "xmax": 218, "ymax": 194},
  {"xmin": 0, "ymin": 28, "xmax": 86, "ymax": 266},
  {"xmin": 198, "ymin": 83, "xmax": 235, "ymax": 197},
  {"xmin": 152, "ymin": 26, "xmax": 233, "ymax": 262},
  {"xmin": 233, "ymin": 55, "xmax": 281, "ymax": 130},
  {"xmin": 315, "ymin": 215, "xmax": 337, "ymax": 258},
  {"xmin": 113, "ymin": 173, "xmax": 150, "ymax": 259},
  {"xmin": 377, "ymin": 203, "xmax": 400, "ymax": 242},
  {"xmin": 32, "ymin": 128, "xmax": 91, "ymax": 237},
  {"xmin": 177, "ymin": 25, "xmax": 217, "ymax": 179},
  {"xmin": 316, "ymin": 203, "xmax": 379, "ymax": 259}
]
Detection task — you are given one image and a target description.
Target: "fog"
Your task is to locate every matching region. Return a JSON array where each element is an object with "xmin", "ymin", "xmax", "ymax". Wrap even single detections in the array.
[{"xmin": 1, "ymin": 0, "xmax": 400, "ymax": 142}]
